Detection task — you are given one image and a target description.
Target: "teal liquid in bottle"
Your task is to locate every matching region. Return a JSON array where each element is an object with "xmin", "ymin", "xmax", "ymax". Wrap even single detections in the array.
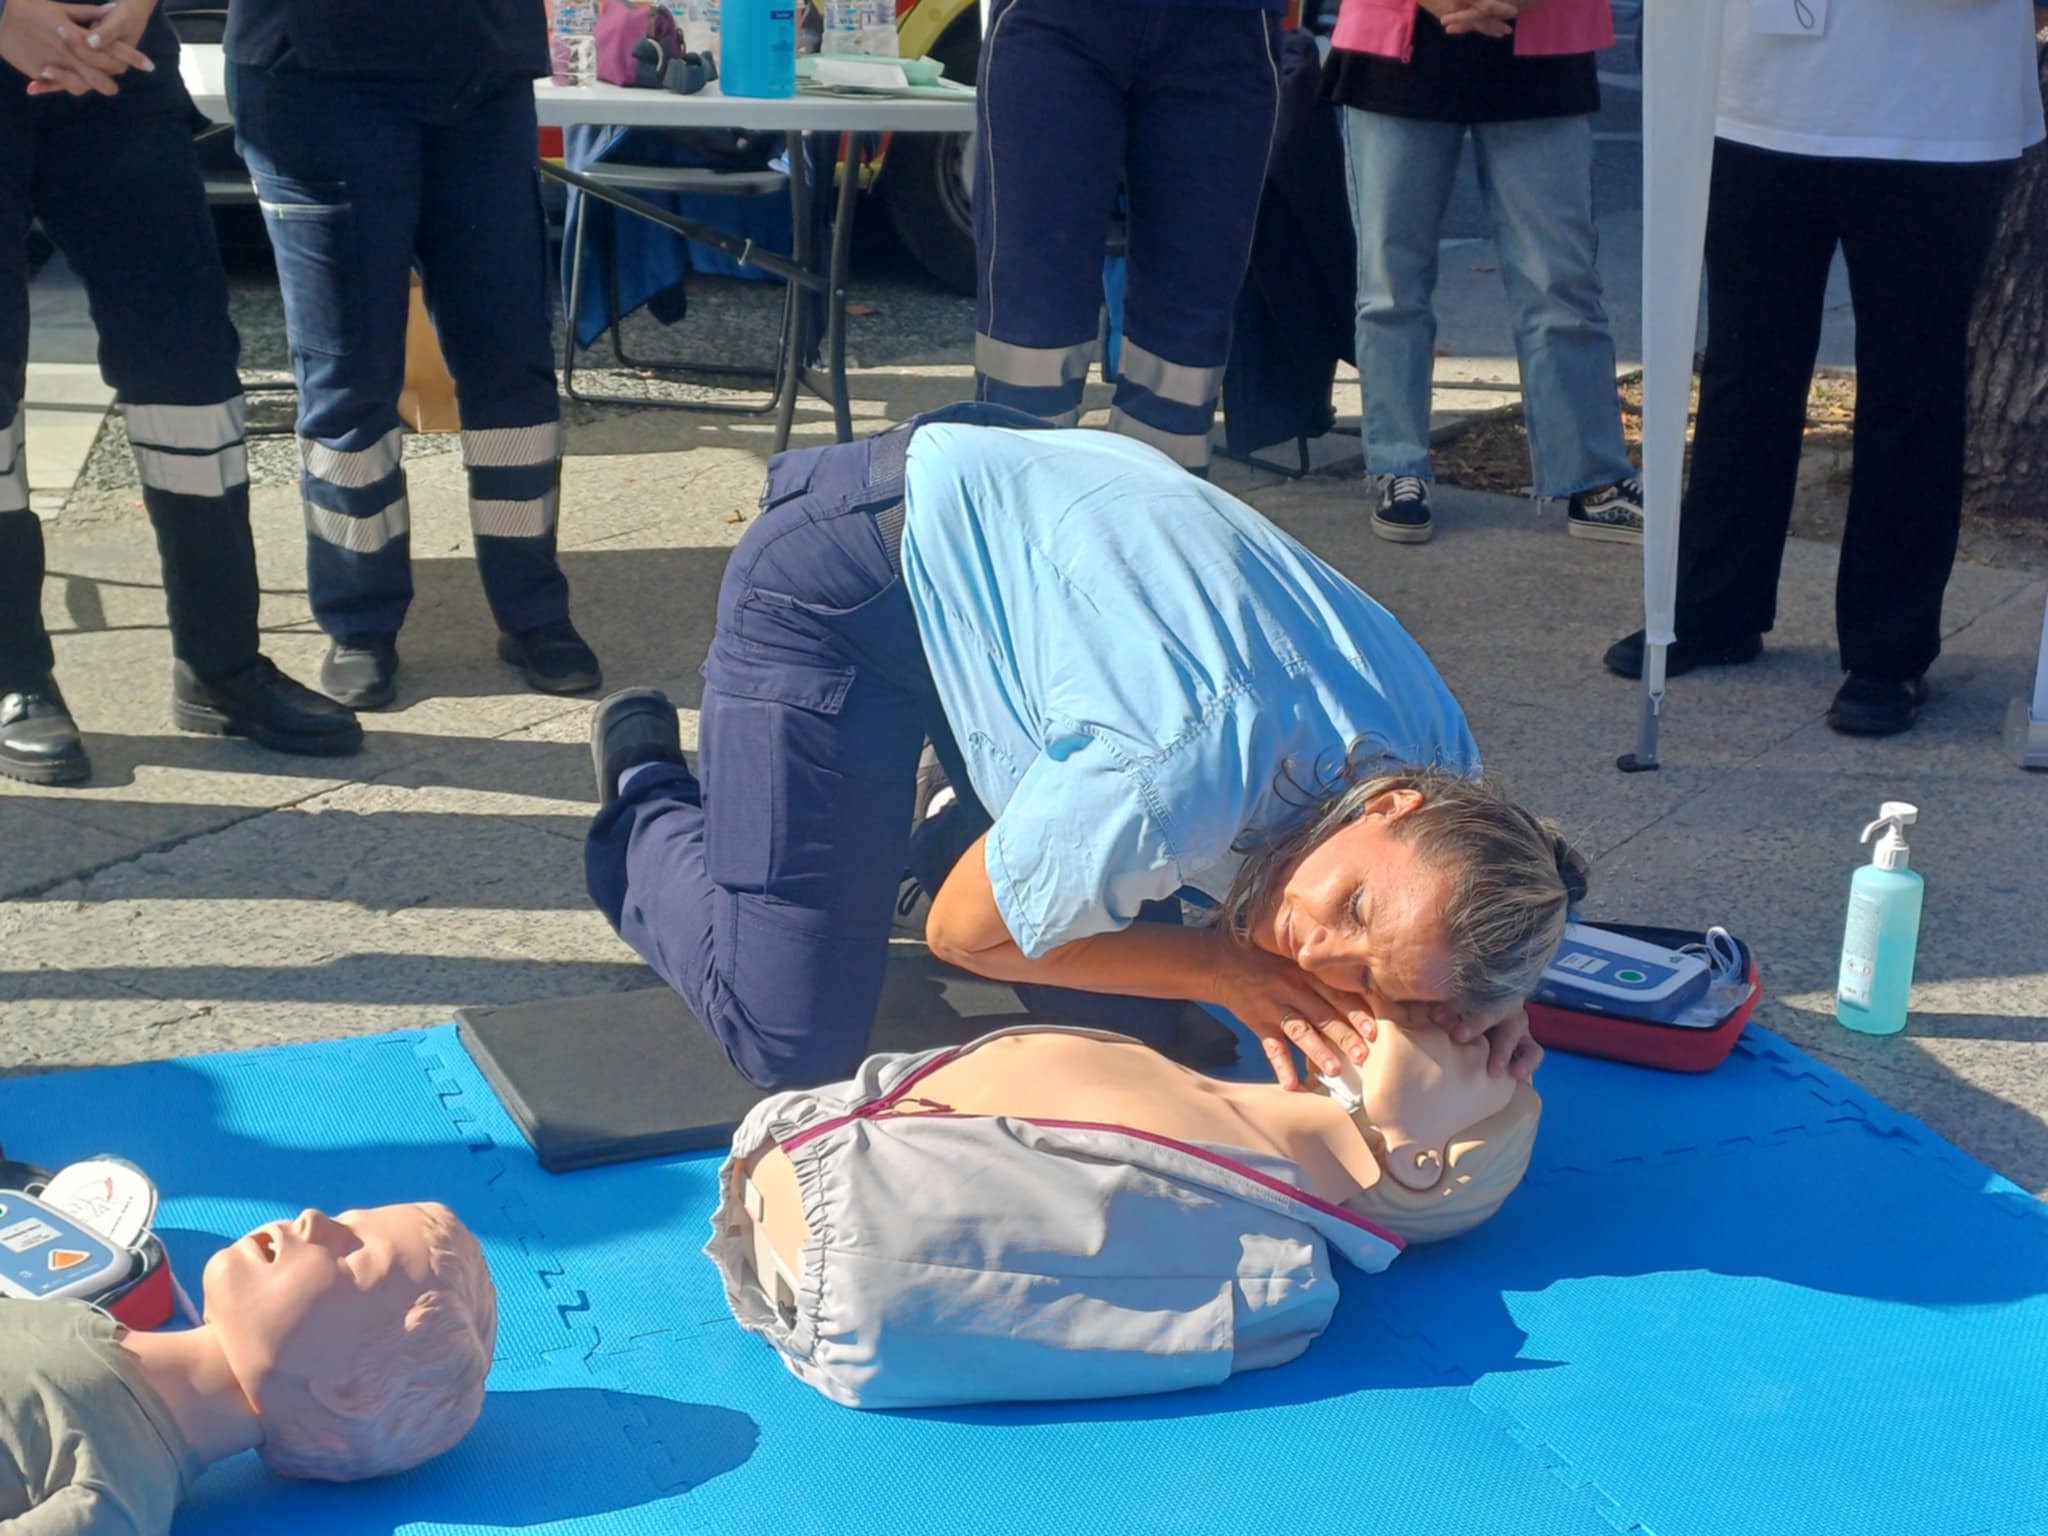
[
  {"xmin": 1835, "ymin": 801, "xmax": 1924, "ymax": 1036},
  {"xmin": 720, "ymin": 0, "xmax": 796, "ymax": 98}
]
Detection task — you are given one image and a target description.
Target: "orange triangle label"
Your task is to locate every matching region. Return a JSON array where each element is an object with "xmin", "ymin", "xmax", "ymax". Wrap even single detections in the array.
[{"xmin": 49, "ymin": 1249, "xmax": 89, "ymax": 1272}]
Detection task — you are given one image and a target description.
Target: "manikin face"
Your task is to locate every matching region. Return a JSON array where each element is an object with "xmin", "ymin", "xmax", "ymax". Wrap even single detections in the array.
[
  {"xmin": 202, "ymin": 1203, "xmax": 455, "ymax": 1424},
  {"xmin": 1254, "ymin": 790, "xmax": 1457, "ymax": 1011}
]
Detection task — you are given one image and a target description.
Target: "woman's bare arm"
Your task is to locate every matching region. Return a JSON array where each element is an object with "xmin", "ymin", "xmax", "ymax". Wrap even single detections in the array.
[{"xmin": 924, "ymin": 833, "xmax": 1378, "ymax": 1087}]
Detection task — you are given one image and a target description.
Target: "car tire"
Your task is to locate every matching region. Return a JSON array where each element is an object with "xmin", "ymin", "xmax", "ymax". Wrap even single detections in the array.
[{"xmin": 881, "ymin": 19, "xmax": 979, "ymax": 296}]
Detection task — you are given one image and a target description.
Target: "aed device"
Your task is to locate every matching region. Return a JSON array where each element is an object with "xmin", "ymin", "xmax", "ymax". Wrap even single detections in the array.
[
  {"xmin": 0, "ymin": 1190, "xmax": 132, "ymax": 1301},
  {"xmin": 1531, "ymin": 923, "xmax": 1715, "ymax": 1025},
  {"xmin": 0, "ymin": 1147, "xmax": 178, "ymax": 1326},
  {"xmin": 1526, "ymin": 922, "xmax": 1763, "ymax": 1074}
]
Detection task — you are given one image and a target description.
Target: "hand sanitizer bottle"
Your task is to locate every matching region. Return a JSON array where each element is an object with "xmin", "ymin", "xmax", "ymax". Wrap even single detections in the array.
[
  {"xmin": 721, "ymin": 0, "xmax": 797, "ymax": 96},
  {"xmin": 1835, "ymin": 801, "xmax": 1924, "ymax": 1035}
]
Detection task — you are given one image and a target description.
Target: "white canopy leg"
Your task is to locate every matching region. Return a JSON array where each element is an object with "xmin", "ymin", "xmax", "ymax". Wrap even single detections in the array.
[
  {"xmin": 1622, "ymin": 0, "xmax": 1727, "ymax": 772},
  {"xmin": 2008, "ymin": 587, "xmax": 2048, "ymax": 769}
]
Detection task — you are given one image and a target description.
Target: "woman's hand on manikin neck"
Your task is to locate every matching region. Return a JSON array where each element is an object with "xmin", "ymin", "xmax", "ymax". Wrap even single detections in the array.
[{"xmin": 1203, "ymin": 942, "xmax": 1378, "ymax": 1091}]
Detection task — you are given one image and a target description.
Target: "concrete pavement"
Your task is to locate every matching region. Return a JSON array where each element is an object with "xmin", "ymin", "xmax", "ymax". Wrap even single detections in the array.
[{"xmin": 6, "ymin": 348, "xmax": 2045, "ymax": 1195}]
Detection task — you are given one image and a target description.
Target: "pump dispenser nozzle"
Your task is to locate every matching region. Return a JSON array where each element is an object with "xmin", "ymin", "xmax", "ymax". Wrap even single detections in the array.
[{"xmin": 1859, "ymin": 801, "xmax": 1918, "ymax": 872}]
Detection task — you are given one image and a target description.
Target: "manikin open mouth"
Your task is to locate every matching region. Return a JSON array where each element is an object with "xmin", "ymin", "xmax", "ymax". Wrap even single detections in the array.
[{"xmin": 249, "ymin": 1227, "xmax": 279, "ymax": 1263}]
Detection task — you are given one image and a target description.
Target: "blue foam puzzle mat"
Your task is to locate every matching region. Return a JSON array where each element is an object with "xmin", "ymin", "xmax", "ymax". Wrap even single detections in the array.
[{"xmin": 3, "ymin": 1023, "xmax": 2044, "ymax": 1536}]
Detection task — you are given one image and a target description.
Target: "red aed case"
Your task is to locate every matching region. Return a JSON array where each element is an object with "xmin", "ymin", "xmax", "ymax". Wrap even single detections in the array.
[
  {"xmin": 1526, "ymin": 922, "xmax": 1761, "ymax": 1073},
  {"xmin": 0, "ymin": 1151, "xmax": 177, "ymax": 1329}
]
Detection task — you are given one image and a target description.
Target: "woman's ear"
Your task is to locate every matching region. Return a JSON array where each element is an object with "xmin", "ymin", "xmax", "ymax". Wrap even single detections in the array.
[{"xmin": 1364, "ymin": 786, "xmax": 1427, "ymax": 822}]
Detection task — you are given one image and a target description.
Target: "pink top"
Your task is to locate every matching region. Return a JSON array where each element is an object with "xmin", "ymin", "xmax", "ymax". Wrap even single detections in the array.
[{"xmin": 1331, "ymin": 0, "xmax": 1615, "ymax": 62}]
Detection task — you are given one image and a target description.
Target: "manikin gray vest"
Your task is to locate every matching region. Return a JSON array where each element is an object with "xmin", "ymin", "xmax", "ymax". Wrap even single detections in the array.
[{"xmin": 706, "ymin": 1027, "xmax": 1405, "ymax": 1411}]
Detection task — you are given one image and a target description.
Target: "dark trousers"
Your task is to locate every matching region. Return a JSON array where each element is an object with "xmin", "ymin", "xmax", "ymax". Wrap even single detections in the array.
[
  {"xmin": 585, "ymin": 403, "xmax": 1183, "ymax": 1089},
  {"xmin": 971, "ymin": 0, "xmax": 1280, "ymax": 470},
  {"xmin": 0, "ymin": 23, "xmax": 258, "ymax": 694},
  {"xmin": 1678, "ymin": 139, "xmax": 2010, "ymax": 680},
  {"xmin": 231, "ymin": 63, "xmax": 568, "ymax": 640}
]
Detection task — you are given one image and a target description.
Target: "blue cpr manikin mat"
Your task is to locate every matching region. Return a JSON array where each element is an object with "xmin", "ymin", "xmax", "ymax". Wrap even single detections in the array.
[{"xmin": 1, "ymin": 1020, "xmax": 2042, "ymax": 1536}]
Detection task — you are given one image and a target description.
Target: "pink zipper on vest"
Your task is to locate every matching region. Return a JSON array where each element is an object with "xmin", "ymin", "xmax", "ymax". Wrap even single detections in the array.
[{"xmin": 778, "ymin": 1050, "xmax": 1405, "ymax": 1251}]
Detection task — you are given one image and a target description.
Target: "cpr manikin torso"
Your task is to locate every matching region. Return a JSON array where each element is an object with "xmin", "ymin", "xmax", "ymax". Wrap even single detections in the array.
[{"xmin": 716, "ymin": 1023, "xmax": 1539, "ymax": 1410}]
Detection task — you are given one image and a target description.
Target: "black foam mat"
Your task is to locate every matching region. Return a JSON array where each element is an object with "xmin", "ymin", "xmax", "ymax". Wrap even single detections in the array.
[{"xmin": 457, "ymin": 944, "xmax": 1236, "ymax": 1172}]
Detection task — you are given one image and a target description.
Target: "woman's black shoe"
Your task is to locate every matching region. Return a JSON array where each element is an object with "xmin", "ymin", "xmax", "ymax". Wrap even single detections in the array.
[
  {"xmin": 0, "ymin": 681, "xmax": 89, "ymax": 785},
  {"xmin": 590, "ymin": 688, "xmax": 684, "ymax": 805},
  {"xmin": 171, "ymin": 657, "xmax": 364, "ymax": 756}
]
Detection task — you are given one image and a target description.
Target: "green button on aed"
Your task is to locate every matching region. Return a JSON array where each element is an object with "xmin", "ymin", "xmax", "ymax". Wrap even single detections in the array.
[{"xmin": 1615, "ymin": 968, "xmax": 1648, "ymax": 984}]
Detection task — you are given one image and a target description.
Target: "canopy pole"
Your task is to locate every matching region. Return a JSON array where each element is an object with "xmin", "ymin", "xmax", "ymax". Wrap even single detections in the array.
[
  {"xmin": 1619, "ymin": 645, "xmax": 1667, "ymax": 773},
  {"xmin": 1625, "ymin": 0, "xmax": 1726, "ymax": 773},
  {"xmin": 2008, "ymin": 587, "xmax": 2048, "ymax": 770}
]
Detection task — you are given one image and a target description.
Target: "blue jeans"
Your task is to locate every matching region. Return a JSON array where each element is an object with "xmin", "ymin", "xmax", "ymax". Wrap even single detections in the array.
[
  {"xmin": 585, "ymin": 403, "xmax": 1185, "ymax": 1090},
  {"xmin": 231, "ymin": 64, "xmax": 568, "ymax": 639},
  {"xmin": 1342, "ymin": 109, "xmax": 1634, "ymax": 498}
]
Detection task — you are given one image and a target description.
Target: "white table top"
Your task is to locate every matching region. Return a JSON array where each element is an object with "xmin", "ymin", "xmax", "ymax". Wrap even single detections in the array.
[{"xmin": 178, "ymin": 44, "xmax": 976, "ymax": 134}]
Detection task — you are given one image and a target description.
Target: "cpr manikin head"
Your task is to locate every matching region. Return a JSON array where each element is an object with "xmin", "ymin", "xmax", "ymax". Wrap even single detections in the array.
[
  {"xmin": 1323, "ymin": 1020, "xmax": 1542, "ymax": 1244},
  {"xmin": 200, "ymin": 1201, "xmax": 497, "ymax": 1481}
]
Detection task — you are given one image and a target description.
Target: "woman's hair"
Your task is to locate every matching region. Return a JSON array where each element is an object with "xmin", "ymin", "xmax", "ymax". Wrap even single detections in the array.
[
  {"xmin": 1344, "ymin": 1081, "xmax": 1542, "ymax": 1244},
  {"xmin": 1213, "ymin": 751, "xmax": 1589, "ymax": 1009},
  {"xmin": 259, "ymin": 1203, "xmax": 499, "ymax": 1482}
]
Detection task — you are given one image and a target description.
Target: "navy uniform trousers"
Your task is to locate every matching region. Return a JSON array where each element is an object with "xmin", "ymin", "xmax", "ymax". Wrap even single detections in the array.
[
  {"xmin": 585, "ymin": 404, "xmax": 1183, "ymax": 1089},
  {"xmin": 230, "ymin": 61, "xmax": 569, "ymax": 641},
  {"xmin": 0, "ymin": 21, "xmax": 260, "ymax": 695},
  {"xmin": 972, "ymin": 0, "xmax": 1281, "ymax": 472}
]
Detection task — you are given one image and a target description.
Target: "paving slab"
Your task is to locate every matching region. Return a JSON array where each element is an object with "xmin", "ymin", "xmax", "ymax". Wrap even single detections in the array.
[
  {"xmin": 0, "ymin": 799, "xmax": 152, "ymax": 901},
  {"xmin": 0, "ymin": 983, "xmax": 207, "ymax": 1080}
]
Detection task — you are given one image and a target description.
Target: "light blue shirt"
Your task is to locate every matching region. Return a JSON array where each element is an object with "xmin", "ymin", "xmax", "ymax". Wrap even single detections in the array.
[{"xmin": 900, "ymin": 426, "xmax": 1481, "ymax": 960}]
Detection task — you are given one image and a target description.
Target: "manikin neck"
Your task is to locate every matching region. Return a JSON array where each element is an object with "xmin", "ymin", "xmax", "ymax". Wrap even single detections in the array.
[
  {"xmin": 1212, "ymin": 1076, "xmax": 1388, "ymax": 1197},
  {"xmin": 118, "ymin": 1324, "xmax": 263, "ymax": 1468}
]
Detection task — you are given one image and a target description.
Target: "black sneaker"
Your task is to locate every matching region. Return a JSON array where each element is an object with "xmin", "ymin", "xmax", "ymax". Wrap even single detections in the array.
[
  {"xmin": 891, "ymin": 872, "xmax": 932, "ymax": 940},
  {"xmin": 0, "ymin": 679, "xmax": 89, "ymax": 786},
  {"xmin": 1567, "ymin": 477, "xmax": 1645, "ymax": 545},
  {"xmin": 1370, "ymin": 474, "xmax": 1433, "ymax": 545},
  {"xmin": 1827, "ymin": 673, "xmax": 1929, "ymax": 737},
  {"xmin": 322, "ymin": 633, "xmax": 400, "ymax": 710},
  {"xmin": 172, "ymin": 656, "xmax": 364, "ymax": 756},
  {"xmin": 499, "ymin": 618, "xmax": 603, "ymax": 695},
  {"xmin": 1602, "ymin": 628, "xmax": 1765, "ymax": 680},
  {"xmin": 590, "ymin": 687, "xmax": 684, "ymax": 805},
  {"xmin": 912, "ymin": 742, "xmax": 951, "ymax": 827}
]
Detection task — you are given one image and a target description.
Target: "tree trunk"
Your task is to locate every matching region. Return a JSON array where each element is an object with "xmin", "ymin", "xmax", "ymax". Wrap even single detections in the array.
[{"xmin": 1962, "ymin": 35, "xmax": 2048, "ymax": 521}]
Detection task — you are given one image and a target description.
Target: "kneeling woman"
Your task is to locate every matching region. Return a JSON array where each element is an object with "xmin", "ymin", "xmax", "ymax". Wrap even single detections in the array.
[
  {"xmin": 714, "ymin": 1018, "xmax": 1538, "ymax": 1409},
  {"xmin": 586, "ymin": 405, "xmax": 1584, "ymax": 1090}
]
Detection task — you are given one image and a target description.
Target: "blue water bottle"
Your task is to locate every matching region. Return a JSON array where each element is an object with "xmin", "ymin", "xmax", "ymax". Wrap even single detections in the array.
[{"xmin": 719, "ymin": 0, "xmax": 796, "ymax": 98}]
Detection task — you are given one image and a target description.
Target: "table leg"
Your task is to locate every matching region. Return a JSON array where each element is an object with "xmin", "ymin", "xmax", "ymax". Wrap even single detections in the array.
[
  {"xmin": 822, "ymin": 131, "xmax": 863, "ymax": 444},
  {"xmin": 771, "ymin": 132, "xmax": 816, "ymax": 454}
]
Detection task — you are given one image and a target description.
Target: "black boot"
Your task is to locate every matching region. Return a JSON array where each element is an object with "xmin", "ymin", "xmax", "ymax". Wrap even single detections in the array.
[
  {"xmin": 499, "ymin": 618, "xmax": 602, "ymax": 695},
  {"xmin": 322, "ymin": 634, "xmax": 400, "ymax": 710},
  {"xmin": 171, "ymin": 656, "xmax": 364, "ymax": 756},
  {"xmin": 0, "ymin": 680, "xmax": 89, "ymax": 786}
]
